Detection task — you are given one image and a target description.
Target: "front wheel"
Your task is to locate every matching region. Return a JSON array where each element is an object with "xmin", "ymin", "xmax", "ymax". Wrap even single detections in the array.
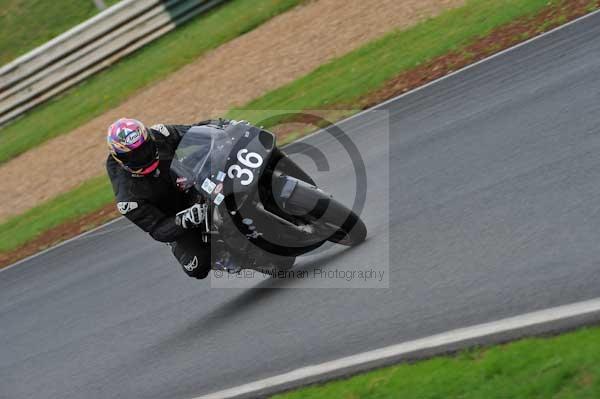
[
  {"xmin": 325, "ymin": 206, "xmax": 367, "ymax": 246},
  {"xmin": 282, "ymin": 179, "xmax": 367, "ymax": 247}
]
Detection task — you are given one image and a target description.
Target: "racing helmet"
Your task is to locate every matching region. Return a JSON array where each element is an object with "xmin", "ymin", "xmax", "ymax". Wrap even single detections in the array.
[{"xmin": 107, "ymin": 118, "xmax": 159, "ymax": 175}]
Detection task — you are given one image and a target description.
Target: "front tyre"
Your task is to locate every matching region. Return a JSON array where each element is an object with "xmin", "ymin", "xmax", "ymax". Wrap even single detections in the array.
[
  {"xmin": 283, "ymin": 179, "xmax": 367, "ymax": 247},
  {"xmin": 325, "ymin": 206, "xmax": 367, "ymax": 246}
]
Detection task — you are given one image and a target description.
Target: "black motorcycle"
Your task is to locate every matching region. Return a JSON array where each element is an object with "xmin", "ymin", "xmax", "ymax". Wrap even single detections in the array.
[{"xmin": 170, "ymin": 120, "xmax": 366, "ymax": 273}]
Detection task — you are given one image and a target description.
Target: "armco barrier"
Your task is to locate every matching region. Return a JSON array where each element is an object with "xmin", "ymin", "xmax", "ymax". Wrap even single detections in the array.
[{"xmin": 0, "ymin": 0, "xmax": 226, "ymax": 126}]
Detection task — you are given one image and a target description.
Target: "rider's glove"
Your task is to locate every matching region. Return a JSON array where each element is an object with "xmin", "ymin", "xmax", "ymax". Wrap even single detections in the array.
[{"xmin": 175, "ymin": 204, "xmax": 204, "ymax": 229}]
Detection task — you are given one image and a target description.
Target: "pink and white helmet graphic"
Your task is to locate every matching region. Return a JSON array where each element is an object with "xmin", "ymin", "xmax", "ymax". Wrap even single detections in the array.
[{"xmin": 106, "ymin": 118, "xmax": 148, "ymax": 155}]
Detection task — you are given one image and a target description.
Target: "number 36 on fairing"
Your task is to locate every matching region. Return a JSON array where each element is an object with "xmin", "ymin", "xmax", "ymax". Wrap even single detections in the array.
[{"xmin": 227, "ymin": 149, "xmax": 263, "ymax": 185}]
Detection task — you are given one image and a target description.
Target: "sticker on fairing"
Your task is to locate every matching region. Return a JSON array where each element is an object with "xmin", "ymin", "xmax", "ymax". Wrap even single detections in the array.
[
  {"xmin": 201, "ymin": 178, "xmax": 216, "ymax": 194},
  {"xmin": 216, "ymin": 171, "xmax": 226, "ymax": 182},
  {"xmin": 213, "ymin": 193, "xmax": 225, "ymax": 205},
  {"xmin": 214, "ymin": 183, "xmax": 223, "ymax": 194},
  {"xmin": 117, "ymin": 201, "xmax": 138, "ymax": 215},
  {"xmin": 175, "ymin": 176, "xmax": 188, "ymax": 190}
]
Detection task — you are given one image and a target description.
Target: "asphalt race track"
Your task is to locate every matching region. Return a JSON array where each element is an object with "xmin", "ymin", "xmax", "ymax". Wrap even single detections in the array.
[{"xmin": 2, "ymin": 12, "xmax": 600, "ymax": 399}]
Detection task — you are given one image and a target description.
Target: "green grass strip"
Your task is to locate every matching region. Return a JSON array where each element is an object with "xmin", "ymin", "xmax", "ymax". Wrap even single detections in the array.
[
  {"xmin": 227, "ymin": 0, "xmax": 569, "ymax": 124},
  {"xmin": 273, "ymin": 326, "xmax": 600, "ymax": 399},
  {"xmin": 0, "ymin": 176, "xmax": 112, "ymax": 252},
  {"xmin": 0, "ymin": 0, "xmax": 302, "ymax": 164},
  {"xmin": 0, "ymin": 0, "xmax": 120, "ymax": 65}
]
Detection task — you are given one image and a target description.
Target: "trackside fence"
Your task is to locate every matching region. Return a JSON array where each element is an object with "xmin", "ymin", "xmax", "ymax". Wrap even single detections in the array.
[{"xmin": 0, "ymin": 0, "xmax": 227, "ymax": 126}]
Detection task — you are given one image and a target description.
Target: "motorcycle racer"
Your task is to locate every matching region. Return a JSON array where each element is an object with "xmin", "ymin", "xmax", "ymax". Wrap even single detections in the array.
[
  {"xmin": 106, "ymin": 117, "xmax": 366, "ymax": 280},
  {"xmin": 105, "ymin": 117, "xmax": 226, "ymax": 279}
]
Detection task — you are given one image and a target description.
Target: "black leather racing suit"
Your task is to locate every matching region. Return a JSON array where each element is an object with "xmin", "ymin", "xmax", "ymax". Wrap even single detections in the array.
[{"xmin": 106, "ymin": 122, "xmax": 212, "ymax": 279}]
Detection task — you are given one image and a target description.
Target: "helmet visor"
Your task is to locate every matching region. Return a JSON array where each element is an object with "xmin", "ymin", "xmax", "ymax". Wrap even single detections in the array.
[{"xmin": 116, "ymin": 138, "xmax": 158, "ymax": 170}]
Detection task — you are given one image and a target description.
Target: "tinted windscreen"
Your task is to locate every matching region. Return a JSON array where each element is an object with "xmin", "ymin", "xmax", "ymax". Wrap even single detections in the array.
[{"xmin": 170, "ymin": 127, "xmax": 215, "ymax": 188}]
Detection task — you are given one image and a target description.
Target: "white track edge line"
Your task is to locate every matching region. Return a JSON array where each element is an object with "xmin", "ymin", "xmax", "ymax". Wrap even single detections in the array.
[
  {"xmin": 0, "ymin": 217, "xmax": 124, "ymax": 272},
  {"xmin": 4, "ymin": 8, "xmax": 599, "ymax": 271},
  {"xmin": 194, "ymin": 297, "xmax": 600, "ymax": 399}
]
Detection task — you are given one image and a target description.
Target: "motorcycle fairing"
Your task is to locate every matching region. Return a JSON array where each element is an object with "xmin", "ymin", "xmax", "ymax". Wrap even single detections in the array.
[{"xmin": 170, "ymin": 121, "xmax": 275, "ymax": 209}]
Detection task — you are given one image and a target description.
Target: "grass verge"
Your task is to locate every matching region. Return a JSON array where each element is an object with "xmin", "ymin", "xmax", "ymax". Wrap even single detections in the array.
[
  {"xmin": 227, "ymin": 0, "xmax": 597, "ymax": 123},
  {"xmin": 1, "ymin": 0, "xmax": 598, "ymax": 267},
  {"xmin": 0, "ymin": 175, "xmax": 113, "ymax": 253},
  {"xmin": 0, "ymin": 0, "xmax": 120, "ymax": 65},
  {"xmin": 272, "ymin": 325, "xmax": 600, "ymax": 399},
  {"xmin": 0, "ymin": 0, "xmax": 303, "ymax": 164}
]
